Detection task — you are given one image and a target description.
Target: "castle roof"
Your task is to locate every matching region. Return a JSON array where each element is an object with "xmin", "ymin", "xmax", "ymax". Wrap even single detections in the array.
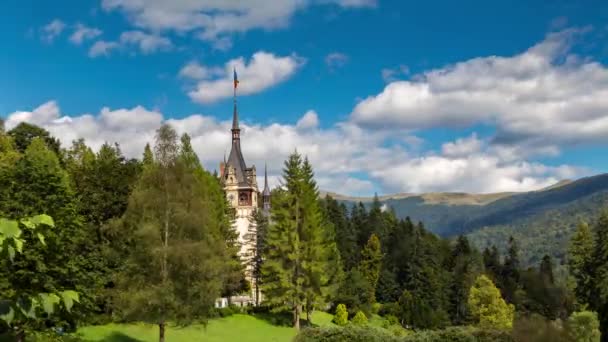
[{"xmin": 226, "ymin": 97, "xmax": 252, "ymax": 187}]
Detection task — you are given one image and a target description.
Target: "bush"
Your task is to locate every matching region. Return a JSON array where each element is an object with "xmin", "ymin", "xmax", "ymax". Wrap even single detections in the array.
[
  {"xmin": 295, "ymin": 325, "xmax": 402, "ymax": 342},
  {"xmin": 351, "ymin": 311, "xmax": 368, "ymax": 325},
  {"xmin": 333, "ymin": 304, "xmax": 348, "ymax": 326},
  {"xmin": 403, "ymin": 326, "xmax": 512, "ymax": 342},
  {"xmin": 567, "ymin": 311, "xmax": 600, "ymax": 342},
  {"xmin": 295, "ymin": 325, "xmax": 512, "ymax": 342}
]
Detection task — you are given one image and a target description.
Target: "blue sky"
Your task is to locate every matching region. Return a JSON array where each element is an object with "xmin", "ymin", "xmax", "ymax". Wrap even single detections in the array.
[{"xmin": 2, "ymin": 0, "xmax": 608, "ymax": 195}]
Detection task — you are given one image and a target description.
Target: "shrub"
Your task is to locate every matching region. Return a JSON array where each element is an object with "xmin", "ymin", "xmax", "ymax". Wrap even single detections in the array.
[
  {"xmin": 333, "ymin": 304, "xmax": 348, "ymax": 326},
  {"xmin": 402, "ymin": 326, "xmax": 512, "ymax": 342},
  {"xmin": 351, "ymin": 311, "xmax": 368, "ymax": 325},
  {"xmin": 512, "ymin": 314, "xmax": 569, "ymax": 342},
  {"xmin": 567, "ymin": 311, "xmax": 600, "ymax": 342},
  {"xmin": 294, "ymin": 325, "xmax": 402, "ymax": 342}
]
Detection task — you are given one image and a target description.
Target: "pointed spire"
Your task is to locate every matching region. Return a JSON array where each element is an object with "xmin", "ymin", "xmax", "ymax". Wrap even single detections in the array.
[
  {"xmin": 263, "ymin": 163, "xmax": 271, "ymax": 196},
  {"xmin": 232, "ymin": 98, "xmax": 239, "ymax": 131},
  {"xmin": 232, "ymin": 67, "xmax": 239, "ymax": 131}
]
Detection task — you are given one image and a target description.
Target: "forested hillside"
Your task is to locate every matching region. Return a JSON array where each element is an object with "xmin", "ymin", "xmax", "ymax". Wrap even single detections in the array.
[{"xmin": 336, "ymin": 174, "xmax": 608, "ymax": 267}]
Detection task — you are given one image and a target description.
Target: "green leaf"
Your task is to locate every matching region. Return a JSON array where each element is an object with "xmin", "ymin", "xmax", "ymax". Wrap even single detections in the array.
[
  {"xmin": 37, "ymin": 232, "xmax": 46, "ymax": 246},
  {"xmin": 31, "ymin": 214, "xmax": 54, "ymax": 228},
  {"xmin": 13, "ymin": 238, "xmax": 23, "ymax": 254},
  {"xmin": 0, "ymin": 301, "xmax": 14, "ymax": 325},
  {"xmin": 20, "ymin": 219, "xmax": 35, "ymax": 230},
  {"xmin": 17, "ymin": 297, "xmax": 38, "ymax": 319},
  {"xmin": 39, "ymin": 293, "xmax": 61, "ymax": 315},
  {"xmin": 60, "ymin": 290, "xmax": 79, "ymax": 312},
  {"xmin": 7, "ymin": 246, "xmax": 15, "ymax": 262},
  {"xmin": 0, "ymin": 218, "xmax": 21, "ymax": 238}
]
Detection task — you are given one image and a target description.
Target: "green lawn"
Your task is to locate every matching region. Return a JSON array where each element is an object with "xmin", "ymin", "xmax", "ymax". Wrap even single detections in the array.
[{"xmin": 76, "ymin": 312, "xmax": 336, "ymax": 342}]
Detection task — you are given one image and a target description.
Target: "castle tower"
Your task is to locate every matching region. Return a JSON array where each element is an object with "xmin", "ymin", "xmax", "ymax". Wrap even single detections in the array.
[{"xmin": 218, "ymin": 71, "xmax": 268, "ymax": 305}]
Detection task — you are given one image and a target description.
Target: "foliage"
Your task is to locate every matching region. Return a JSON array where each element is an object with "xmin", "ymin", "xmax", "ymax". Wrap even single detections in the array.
[
  {"xmin": 7, "ymin": 122, "xmax": 61, "ymax": 156},
  {"xmin": 359, "ymin": 234, "xmax": 382, "ymax": 304},
  {"xmin": 0, "ymin": 138, "xmax": 93, "ymax": 331},
  {"xmin": 295, "ymin": 325, "xmax": 402, "ymax": 342},
  {"xmin": 333, "ymin": 304, "xmax": 348, "ymax": 326},
  {"xmin": 0, "ymin": 214, "xmax": 80, "ymax": 341},
  {"xmin": 467, "ymin": 275, "xmax": 514, "ymax": 330},
  {"xmin": 261, "ymin": 152, "xmax": 338, "ymax": 329},
  {"xmin": 568, "ymin": 221, "xmax": 595, "ymax": 306},
  {"xmin": 114, "ymin": 125, "xmax": 232, "ymax": 341},
  {"xmin": 350, "ymin": 311, "xmax": 367, "ymax": 325},
  {"xmin": 333, "ymin": 268, "xmax": 372, "ymax": 317},
  {"xmin": 567, "ymin": 311, "xmax": 601, "ymax": 342}
]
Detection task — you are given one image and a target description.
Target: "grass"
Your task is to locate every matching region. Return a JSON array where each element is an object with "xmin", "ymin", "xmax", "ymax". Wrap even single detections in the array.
[{"xmin": 76, "ymin": 312, "xmax": 336, "ymax": 342}]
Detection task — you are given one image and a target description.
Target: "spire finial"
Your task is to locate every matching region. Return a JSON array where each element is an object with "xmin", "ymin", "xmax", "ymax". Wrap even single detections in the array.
[{"xmin": 232, "ymin": 67, "xmax": 239, "ymax": 131}]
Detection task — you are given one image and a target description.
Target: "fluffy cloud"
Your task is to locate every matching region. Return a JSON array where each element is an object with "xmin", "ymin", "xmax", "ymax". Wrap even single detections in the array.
[
  {"xmin": 101, "ymin": 0, "xmax": 374, "ymax": 46},
  {"xmin": 88, "ymin": 31, "xmax": 172, "ymax": 57},
  {"xmin": 325, "ymin": 52, "xmax": 349, "ymax": 71},
  {"xmin": 88, "ymin": 40, "xmax": 120, "ymax": 57},
  {"xmin": 40, "ymin": 19, "xmax": 66, "ymax": 43},
  {"xmin": 296, "ymin": 110, "xmax": 320, "ymax": 130},
  {"xmin": 178, "ymin": 61, "xmax": 223, "ymax": 80},
  {"xmin": 119, "ymin": 30, "xmax": 173, "ymax": 54},
  {"xmin": 352, "ymin": 28, "xmax": 608, "ymax": 151},
  {"xmin": 69, "ymin": 23, "xmax": 103, "ymax": 45},
  {"xmin": 3, "ymin": 101, "xmax": 582, "ymax": 195},
  {"xmin": 186, "ymin": 51, "xmax": 305, "ymax": 104},
  {"xmin": 381, "ymin": 65, "xmax": 409, "ymax": 82}
]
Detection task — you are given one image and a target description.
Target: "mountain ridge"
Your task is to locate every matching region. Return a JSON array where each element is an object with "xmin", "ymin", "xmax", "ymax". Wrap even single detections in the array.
[{"xmin": 326, "ymin": 174, "xmax": 608, "ymax": 268}]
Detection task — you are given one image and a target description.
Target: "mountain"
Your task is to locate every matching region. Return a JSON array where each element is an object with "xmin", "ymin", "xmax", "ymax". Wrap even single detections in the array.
[{"xmin": 329, "ymin": 173, "xmax": 608, "ymax": 267}]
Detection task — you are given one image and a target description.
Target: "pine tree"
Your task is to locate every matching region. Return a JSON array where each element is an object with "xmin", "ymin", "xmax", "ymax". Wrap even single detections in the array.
[
  {"xmin": 143, "ymin": 143, "xmax": 154, "ymax": 166},
  {"xmin": 261, "ymin": 152, "xmax": 337, "ymax": 329},
  {"xmin": 568, "ymin": 221, "xmax": 595, "ymax": 306},
  {"xmin": 359, "ymin": 234, "xmax": 382, "ymax": 304},
  {"xmin": 116, "ymin": 125, "xmax": 229, "ymax": 342},
  {"xmin": 450, "ymin": 235, "xmax": 483, "ymax": 324},
  {"xmin": 333, "ymin": 304, "xmax": 348, "ymax": 326},
  {"xmin": 540, "ymin": 254, "xmax": 555, "ymax": 285},
  {"xmin": 245, "ymin": 208, "xmax": 268, "ymax": 306},
  {"xmin": 501, "ymin": 236, "xmax": 521, "ymax": 303},
  {"xmin": 590, "ymin": 211, "xmax": 608, "ymax": 341}
]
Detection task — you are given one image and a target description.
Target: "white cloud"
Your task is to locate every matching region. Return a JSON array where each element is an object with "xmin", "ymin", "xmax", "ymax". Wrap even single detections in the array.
[
  {"xmin": 372, "ymin": 152, "xmax": 581, "ymax": 194},
  {"xmin": 101, "ymin": 0, "xmax": 374, "ymax": 47},
  {"xmin": 187, "ymin": 51, "xmax": 305, "ymax": 104},
  {"xmin": 88, "ymin": 31, "xmax": 172, "ymax": 57},
  {"xmin": 89, "ymin": 40, "xmax": 120, "ymax": 57},
  {"xmin": 381, "ymin": 64, "xmax": 410, "ymax": 82},
  {"xmin": 4, "ymin": 102, "xmax": 583, "ymax": 195},
  {"xmin": 296, "ymin": 110, "xmax": 320, "ymax": 130},
  {"xmin": 41, "ymin": 19, "xmax": 66, "ymax": 43},
  {"xmin": 179, "ymin": 61, "xmax": 223, "ymax": 79},
  {"xmin": 69, "ymin": 23, "xmax": 102, "ymax": 44},
  {"xmin": 325, "ymin": 52, "xmax": 349, "ymax": 71},
  {"xmin": 441, "ymin": 133, "xmax": 482, "ymax": 158},
  {"xmin": 119, "ymin": 30, "xmax": 173, "ymax": 54},
  {"xmin": 353, "ymin": 28, "xmax": 608, "ymax": 151}
]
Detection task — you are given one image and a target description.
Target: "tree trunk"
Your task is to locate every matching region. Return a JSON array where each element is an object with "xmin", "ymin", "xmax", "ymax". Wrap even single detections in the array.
[
  {"xmin": 293, "ymin": 304, "xmax": 301, "ymax": 330},
  {"xmin": 159, "ymin": 321, "xmax": 166, "ymax": 342},
  {"xmin": 15, "ymin": 328, "xmax": 25, "ymax": 342}
]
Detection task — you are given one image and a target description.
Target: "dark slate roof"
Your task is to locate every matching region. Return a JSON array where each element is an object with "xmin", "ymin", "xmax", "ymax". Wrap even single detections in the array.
[
  {"xmin": 263, "ymin": 163, "xmax": 271, "ymax": 196},
  {"xmin": 226, "ymin": 100, "xmax": 250, "ymax": 186}
]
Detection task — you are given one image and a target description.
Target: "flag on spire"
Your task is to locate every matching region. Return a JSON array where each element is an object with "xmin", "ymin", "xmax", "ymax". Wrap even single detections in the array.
[{"xmin": 233, "ymin": 68, "xmax": 239, "ymax": 89}]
